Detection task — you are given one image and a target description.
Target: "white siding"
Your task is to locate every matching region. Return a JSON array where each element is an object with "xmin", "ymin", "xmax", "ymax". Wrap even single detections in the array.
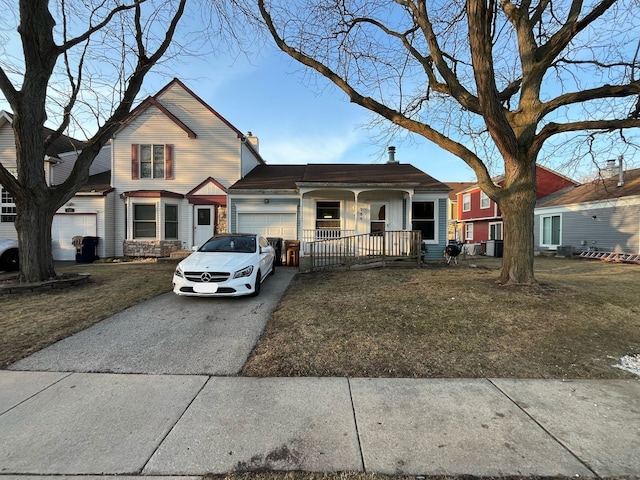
[
  {"xmin": 51, "ymin": 144, "xmax": 111, "ymax": 185},
  {"xmin": 241, "ymin": 141, "xmax": 261, "ymax": 177},
  {"xmin": 0, "ymin": 124, "xmax": 17, "ymax": 168},
  {"xmin": 112, "ymin": 82, "xmax": 251, "ymax": 253},
  {"xmin": 57, "ymin": 195, "xmax": 111, "ymax": 259}
]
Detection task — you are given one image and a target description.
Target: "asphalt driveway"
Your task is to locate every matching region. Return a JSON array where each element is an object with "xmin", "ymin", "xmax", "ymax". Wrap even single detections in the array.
[{"xmin": 9, "ymin": 268, "xmax": 297, "ymax": 375}]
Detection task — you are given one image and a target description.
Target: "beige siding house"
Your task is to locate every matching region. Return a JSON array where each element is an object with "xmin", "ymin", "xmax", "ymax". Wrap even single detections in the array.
[
  {"xmin": 110, "ymin": 78, "xmax": 265, "ymax": 257},
  {"xmin": 0, "ymin": 110, "xmax": 107, "ymax": 261}
]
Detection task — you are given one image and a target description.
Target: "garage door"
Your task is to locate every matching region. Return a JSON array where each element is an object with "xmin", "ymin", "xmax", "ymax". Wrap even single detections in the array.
[
  {"xmin": 52, "ymin": 214, "xmax": 97, "ymax": 261},
  {"xmin": 237, "ymin": 213, "xmax": 296, "ymax": 239}
]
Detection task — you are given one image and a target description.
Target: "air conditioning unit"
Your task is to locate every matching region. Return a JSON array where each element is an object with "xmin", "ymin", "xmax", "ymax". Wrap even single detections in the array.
[{"xmin": 555, "ymin": 245, "xmax": 574, "ymax": 258}]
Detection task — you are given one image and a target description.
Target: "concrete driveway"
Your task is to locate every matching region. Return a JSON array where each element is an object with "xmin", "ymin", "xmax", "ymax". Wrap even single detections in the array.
[{"xmin": 10, "ymin": 268, "xmax": 297, "ymax": 375}]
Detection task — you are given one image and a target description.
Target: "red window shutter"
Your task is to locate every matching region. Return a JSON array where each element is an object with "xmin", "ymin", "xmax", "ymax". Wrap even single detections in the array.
[
  {"xmin": 131, "ymin": 144, "xmax": 139, "ymax": 179},
  {"xmin": 165, "ymin": 144, "xmax": 174, "ymax": 180}
]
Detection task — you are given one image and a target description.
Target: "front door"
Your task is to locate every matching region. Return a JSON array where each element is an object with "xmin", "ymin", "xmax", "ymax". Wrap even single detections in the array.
[{"xmin": 194, "ymin": 206, "xmax": 215, "ymax": 247}]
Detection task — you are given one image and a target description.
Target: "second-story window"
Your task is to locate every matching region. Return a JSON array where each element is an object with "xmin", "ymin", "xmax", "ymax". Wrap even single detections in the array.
[
  {"xmin": 462, "ymin": 193, "xmax": 471, "ymax": 212},
  {"xmin": 131, "ymin": 144, "xmax": 174, "ymax": 180},
  {"xmin": 480, "ymin": 191, "xmax": 491, "ymax": 209},
  {"xmin": 141, "ymin": 144, "xmax": 165, "ymax": 178}
]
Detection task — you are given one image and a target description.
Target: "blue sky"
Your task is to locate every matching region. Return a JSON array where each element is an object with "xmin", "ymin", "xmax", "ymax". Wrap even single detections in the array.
[
  {"xmin": 0, "ymin": 28, "xmax": 476, "ymax": 184},
  {"xmin": 141, "ymin": 46, "xmax": 477, "ymax": 183}
]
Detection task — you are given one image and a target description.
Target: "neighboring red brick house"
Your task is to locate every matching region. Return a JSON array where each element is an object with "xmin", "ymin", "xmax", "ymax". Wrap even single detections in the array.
[{"xmin": 456, "ymin": 165, "xmax": 577, "ymax": 252}]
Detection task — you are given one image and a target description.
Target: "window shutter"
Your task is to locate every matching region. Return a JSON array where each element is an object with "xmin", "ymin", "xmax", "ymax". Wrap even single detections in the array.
[
  {"xmin": 165, "ymin": 144, "xmax": 174, "ymax": 180},
  {"xmin": 131, "ymin": 144, "xmax": 139, "ymax": 179}
]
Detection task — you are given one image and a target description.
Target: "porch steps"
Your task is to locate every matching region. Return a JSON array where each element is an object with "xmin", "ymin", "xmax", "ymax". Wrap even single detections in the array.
[{"xmin": 578, "ymin": 250, "xmax": 640, "ymax": 264}]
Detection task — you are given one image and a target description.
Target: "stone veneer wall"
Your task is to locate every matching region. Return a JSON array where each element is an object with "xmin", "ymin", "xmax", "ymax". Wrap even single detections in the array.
[
  {"xmin": 216, "ymin": 206, "xmax": 227, "ymax": 234},
  {"xmin": 124, "ymin": 240, "xmax": 182, "ymax": 257}
]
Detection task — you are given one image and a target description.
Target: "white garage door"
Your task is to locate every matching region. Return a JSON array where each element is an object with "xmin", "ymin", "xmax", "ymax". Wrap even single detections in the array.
[
  {"xmin": 237, "ymin": 213, "xmax": 296, "ymax": 239},
  {"xmin": 52, "ymin": 214, "xmax": 98, "ymax": 261}
]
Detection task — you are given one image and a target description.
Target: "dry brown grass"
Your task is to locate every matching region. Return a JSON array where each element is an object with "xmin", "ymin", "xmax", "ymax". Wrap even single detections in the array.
[
  {"xmin": 0, "ymin": 260, "xmax": 177, "ymax": 368},
  {"xmin": 242, "ymin": 256, "xmax": 640, "ymax": 379}
]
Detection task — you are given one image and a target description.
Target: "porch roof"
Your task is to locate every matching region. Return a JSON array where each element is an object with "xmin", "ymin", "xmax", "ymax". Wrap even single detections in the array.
[{"xmin": 230, "ymin": 163, "xmax": 450, "ymax": 192}]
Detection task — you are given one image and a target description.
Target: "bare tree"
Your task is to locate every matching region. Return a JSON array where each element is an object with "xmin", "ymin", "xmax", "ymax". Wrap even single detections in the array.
[
  {"xmin": 0, "ymin": 0, "xmax": 191, "ymax": 283},
  {"xmin": 257, "ymin": 0, "xmax": 640, "ymax": 285}
]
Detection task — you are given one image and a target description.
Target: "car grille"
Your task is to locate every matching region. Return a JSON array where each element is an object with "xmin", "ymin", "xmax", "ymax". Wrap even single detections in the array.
[
  {"xmin": 184, "ymin": 271, "xmax": 230, "ymax": 283},
  {"xmin": 180, "ymin": 286, "xmax": 236, "ymax": 294}
]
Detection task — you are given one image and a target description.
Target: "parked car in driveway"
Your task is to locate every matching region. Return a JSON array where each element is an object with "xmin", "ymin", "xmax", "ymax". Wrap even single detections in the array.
[
  {"xmin": 0, "ymin": 238, "xmax": 19, "ymax": 272},
  {"xmin": 172, "ymin": 233, "xmax": 275, "ymax": 297}
]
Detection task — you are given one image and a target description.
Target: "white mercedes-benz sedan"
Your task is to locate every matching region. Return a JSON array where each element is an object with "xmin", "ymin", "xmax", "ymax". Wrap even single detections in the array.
[{"xmin": 172, "ymin": 233, "xmax": 275, "ymax": 297}]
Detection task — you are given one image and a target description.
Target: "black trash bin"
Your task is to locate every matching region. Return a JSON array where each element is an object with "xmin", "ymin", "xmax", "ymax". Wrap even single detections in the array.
[
  {"xmin": 494, "ymin": 240, "xmax": 504, "ymax": 258},
  {"xmin": 76, "ymin": 236, "xmax": 99, "ymax": 263},
  {"xmin": 267, "ymin": 237, "xmax": 283, "ymax": 266}
]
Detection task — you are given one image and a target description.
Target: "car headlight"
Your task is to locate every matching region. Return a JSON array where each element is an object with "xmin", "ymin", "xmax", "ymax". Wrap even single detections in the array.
[
  {"xmin": 175, "ymin": 265, "xmax": 184, "ymax": 278},
  {"xmin": 233, "ymin": 265, "xmax": 254, "ymax": 279}
]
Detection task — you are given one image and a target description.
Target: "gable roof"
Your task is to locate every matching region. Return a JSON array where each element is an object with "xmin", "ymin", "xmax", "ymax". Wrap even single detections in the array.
[
  {"xmin": 444, "ymin": 182, "xmax": 476, "ymax": 201},
  {"xmin": 77, "ymin": 170, "xmax": 113, "ymax": 194},
  {"xmin": 456, "ymin": 164, "xmax": 577, "ymax": 197},
  {"xmin": 537, "ymin": 168, "xmax": 640, "ymax": 208},
  {"xmin": 229, "ymin": 163, "xmax": 450, "ymax": 191},
  {"xmin": 116, "ymin": 78, "xmax": 240, "ymax": 138},
  {"xmin": 0, "ymin": 110, "xmax": 86, "ymax": 159}
]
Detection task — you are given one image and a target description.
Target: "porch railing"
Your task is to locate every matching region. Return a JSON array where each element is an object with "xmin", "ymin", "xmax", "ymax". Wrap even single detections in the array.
[{"xmin": 304, "ymin": 230, "xmax": 422, "ymax": 271}]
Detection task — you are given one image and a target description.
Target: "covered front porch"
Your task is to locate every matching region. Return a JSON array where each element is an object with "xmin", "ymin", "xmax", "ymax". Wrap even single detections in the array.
[{"xmin": 300, "ymin": 187, "xmax": 413, "ymax": 250}]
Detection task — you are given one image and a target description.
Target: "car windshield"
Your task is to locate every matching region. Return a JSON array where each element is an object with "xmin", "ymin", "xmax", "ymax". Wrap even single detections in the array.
[{"xmin": 199, "ymin": 236, "xmax": 256, "ymax": 254}]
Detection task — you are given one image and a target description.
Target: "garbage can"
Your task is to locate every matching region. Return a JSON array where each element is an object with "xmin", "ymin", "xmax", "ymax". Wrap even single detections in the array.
[
  {"xmin": 76, "ymin": 236, "xmax": 99, "ymax": 263},
  {"xmin": 267, "ymin": 237, "xmax": 283, "ymax": 266},
  {"xmin": 284, "ymin": 240, "xmax": 300, "ymax": 267},
  {"xmin": 494, "ymin": 240, "xmax": 504, "ymax": 258}
]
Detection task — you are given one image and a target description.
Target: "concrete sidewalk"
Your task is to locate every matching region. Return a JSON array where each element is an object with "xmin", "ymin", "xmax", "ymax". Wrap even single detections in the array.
[{"xmin": 1, "ymin": 371, "xmax": 639, "ymax": 477}]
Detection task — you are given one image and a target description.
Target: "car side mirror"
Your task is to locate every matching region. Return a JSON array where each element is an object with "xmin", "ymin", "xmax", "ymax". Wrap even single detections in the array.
[{"xmin": 192, "ymin": 245, "xmax": 198, "ymax": 251}]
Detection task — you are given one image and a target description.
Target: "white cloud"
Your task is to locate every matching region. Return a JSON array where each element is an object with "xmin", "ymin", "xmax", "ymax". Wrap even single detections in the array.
[{"xmin": 261, "ymin": 130, "xmax": 362, "ymax": 164}]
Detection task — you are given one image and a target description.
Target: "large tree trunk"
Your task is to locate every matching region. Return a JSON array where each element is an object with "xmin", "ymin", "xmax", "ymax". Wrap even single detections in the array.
[
  {"xmin": 15, "ymin": 199, "xmax": 57, "ymax": 282},
  {"xmin": 496, "ymin": 162, "xmax": 537, "ymax": 286}
]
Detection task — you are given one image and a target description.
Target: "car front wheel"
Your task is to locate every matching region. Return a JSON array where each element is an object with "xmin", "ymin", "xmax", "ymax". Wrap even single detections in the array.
[
  {"xmin": 0, "ymin": 249, "xmax": 19, "ymax": 272},
  {"xmin": 250, "ymin": 269, "xmax": 261, "ymax": 297}
]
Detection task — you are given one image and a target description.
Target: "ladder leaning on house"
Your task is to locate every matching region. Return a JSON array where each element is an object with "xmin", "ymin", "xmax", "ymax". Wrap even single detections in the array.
[{"xmin": 578, "ymin": 250, "xmax": 640, "ymax": 264}]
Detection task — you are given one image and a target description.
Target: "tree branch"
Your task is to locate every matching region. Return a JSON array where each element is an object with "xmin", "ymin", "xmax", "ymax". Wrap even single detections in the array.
[
  {"xmin": 257, "ymin": 0, "xmax": 496, "ymax": 191},
  {"xmin": 541, "ymin": 80, "xmax": 640, "ymax": 117},
  {"xmin": 534, "ymin": 117, "xmax": 640, "ymax": 153}
]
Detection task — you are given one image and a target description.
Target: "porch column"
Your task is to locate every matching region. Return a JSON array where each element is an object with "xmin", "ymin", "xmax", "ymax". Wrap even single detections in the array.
[
  {"xmin": 354, "ymin": 191, "xmax": 360, "ymax": 234},
  {"xmin": 407, "ymin": 192, "xmax": 414, "ymax": 230}
]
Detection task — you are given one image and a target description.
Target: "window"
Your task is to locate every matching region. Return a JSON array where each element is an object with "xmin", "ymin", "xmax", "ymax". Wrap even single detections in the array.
[
  {"xmin": 541, "ymin": 214, "xmax": 561, "ymax": 247},
  {"xmin": 133, "ymin": 204, "xmax": 156, "ymax": 238},
  {"xmin": 480, "ymin": 191, "xmax": 490, "ymax": 209},
  {"xmin": 1, "ymin": 169, "xmax": 17, "ymax": 223},
  {"xmin": 316, "ymin": 201, "xmax": 341, "ymax": 236},
  {"xmin": 370, "ymin": 202, "xmax": 386, "ymax": 236},
  {"xmin": 412, "ymin": 201, "xmax": 435, "ymax": 241},
  {"xmin": 465, "ymin": 222, "xmax": 474, "ymax": 240},
  {"xmin": 489, "ymin": 222, "xmax": 503, "ymax": 240},
  {"xmin": 141, "ymin": 144, "xmax": 164, "ymax": 178},
  {"xmin": 132, "ymin": 144, "xmax": 173, "ymax": 179},
  {"xmin": 165, "ymin": 205, "xmax": 178, "ymax": 239},
  {"xmin": 462, "ymin": 193, "xmax": 471, "ymax": 212}
]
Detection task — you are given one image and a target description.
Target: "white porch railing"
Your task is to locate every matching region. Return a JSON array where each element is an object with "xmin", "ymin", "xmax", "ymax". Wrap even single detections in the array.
[
  {"xmin": 303, "ymin": 230, "xmax": 422, "ymax": 271},
  {"xmin": 302, "ymin": 229, "xmax": 356, "ymax": 243}
]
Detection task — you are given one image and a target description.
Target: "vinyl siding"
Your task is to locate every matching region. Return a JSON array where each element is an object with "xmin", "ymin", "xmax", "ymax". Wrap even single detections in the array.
[
  {"xmin": 51, "ymin": 144, "xmax": 111, "ymax": 185},
  {"xmin": 112, "ymin": 82, "xmax": 249, "ymax": 253},
  {"xmin": 0, "ymin": 124, "xmax": 17, "ymax": 168},
  {"xmin": 420, "ymin": 196, "xmax": 449, "ymax": 261},
  {"xmin": 535, "ymin": 198, "xmax": 640, "ymax": 254},
  {"xmin": 57, "ymin": 195, "xmax": 111, "ymax": 258}
]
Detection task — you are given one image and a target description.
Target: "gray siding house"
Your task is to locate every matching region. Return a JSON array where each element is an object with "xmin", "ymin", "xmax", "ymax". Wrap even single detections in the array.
[{"xmin": 534, "ymin": 165, "xmax": 640, "ymax": 256}]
